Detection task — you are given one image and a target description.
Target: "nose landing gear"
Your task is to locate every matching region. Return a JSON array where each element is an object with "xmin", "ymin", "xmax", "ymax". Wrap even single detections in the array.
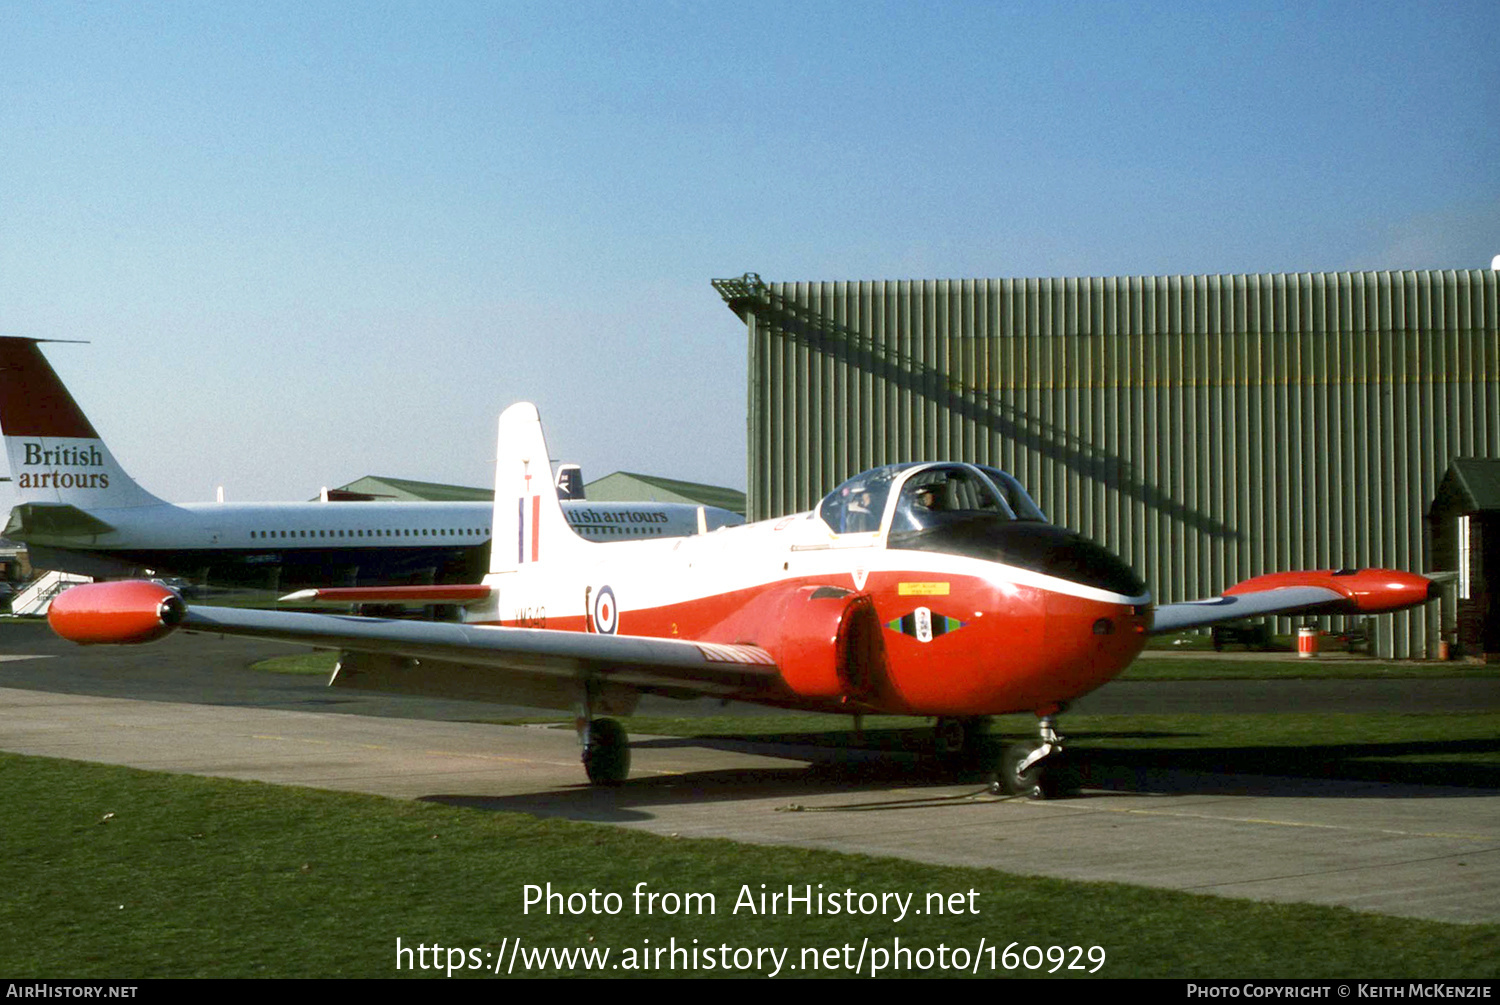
[{"xmin": 991, "ymin": 713, "xmax": 1078, "ymax": 799}]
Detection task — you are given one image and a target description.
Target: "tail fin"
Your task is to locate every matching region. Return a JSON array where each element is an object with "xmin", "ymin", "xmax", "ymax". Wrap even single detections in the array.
[
  {"xmin": 555, "ymin": 463, "xmax": 584, "ymax": 500},
  {"xmin": 0, "ymin": 338, "xmax": 163, "ymax": 509},
  {"xmin": 489, "ymin": 402, "xmax": 588, "ymax": 574}
]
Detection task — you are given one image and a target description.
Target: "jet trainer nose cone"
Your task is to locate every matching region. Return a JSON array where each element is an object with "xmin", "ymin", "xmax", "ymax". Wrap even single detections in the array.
[
  {"xmin": 1014, "ymin": 526, "xmax": 1145, "ymax": 598},
  {"xmin": 890, "ymin": 518, "xmax": 1147, "ymax": 599}
]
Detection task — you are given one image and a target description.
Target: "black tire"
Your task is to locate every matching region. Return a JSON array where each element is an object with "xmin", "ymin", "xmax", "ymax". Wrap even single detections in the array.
[
  {"xmin": 934, "ymin": 717, "xmax": 968, "ymax": 757},
  {"xmin": 999, "ymin": 741, "xmax": 1046, "ymax": 798},
  {"xmin": 934, "ymin": 716, "xmax": 990, "ymax": 767},
  {"xmin": 583, "ymin": 718, "xmax": 630, "ymax": 786},
  {"xmin": 996, "ymin": 741, "xmax": 1080, "ymax": 799}
]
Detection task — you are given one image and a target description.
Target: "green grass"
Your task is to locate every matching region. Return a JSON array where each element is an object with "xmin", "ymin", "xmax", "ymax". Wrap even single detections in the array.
[
  {"xmin": 1, "ymin": 752, "xmax": 1495, "ymax": 978},
  {"xmin": 1123, "ymin": 656, "xmax": 1500, "ymax": 679},
  {"xmin": 254, "ymin": 652, "xmax": 340, "ymax": 675}
]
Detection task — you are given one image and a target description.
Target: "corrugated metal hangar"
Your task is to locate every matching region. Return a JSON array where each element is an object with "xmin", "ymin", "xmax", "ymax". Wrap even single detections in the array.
[{"xmin": 715, "ymin": 269, "xmax": 1500, "ymax": 658}]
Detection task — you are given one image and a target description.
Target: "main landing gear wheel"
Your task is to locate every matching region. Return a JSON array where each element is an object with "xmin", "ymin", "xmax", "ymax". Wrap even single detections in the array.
[
  {"xmin": 933, "ymin": 716, "xmax": 990, "ymax": 768},
  {"xmin": 582, "ymin": 717, "xmax": 630, "ymax": 786}
]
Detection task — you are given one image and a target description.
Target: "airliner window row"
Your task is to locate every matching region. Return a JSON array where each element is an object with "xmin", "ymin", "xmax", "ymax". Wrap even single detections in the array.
[
  {"xmin": 247, "ymin": 525, "xmax": 670, "ymax": 541},
  {"xmin": 248, "ymin": 528, "xmax": 490, "ymax": 540}
]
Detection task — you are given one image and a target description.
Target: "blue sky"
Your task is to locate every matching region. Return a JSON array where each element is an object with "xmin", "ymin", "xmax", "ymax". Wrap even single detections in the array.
[{"xmin": 2, "ymin": 1, "xmax": 1496, "ymax": 505}]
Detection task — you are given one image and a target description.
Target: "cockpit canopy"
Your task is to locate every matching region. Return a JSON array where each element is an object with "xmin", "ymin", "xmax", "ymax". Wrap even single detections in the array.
[
  {"xmin": 817, "ymin": 462, "xmax": 1146, "ymax": 598},
  {"xmin": 818, "ymin": 462, "xmax": 1047, "ymax": 537}
]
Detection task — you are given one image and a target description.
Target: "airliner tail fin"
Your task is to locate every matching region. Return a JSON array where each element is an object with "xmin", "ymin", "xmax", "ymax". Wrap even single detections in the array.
[{"xmin": 0, "ymin": 338, "xmax": 163, "ymax": 509}]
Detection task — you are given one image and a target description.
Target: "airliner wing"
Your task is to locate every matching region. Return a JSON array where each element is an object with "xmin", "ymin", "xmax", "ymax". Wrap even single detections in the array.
[
  {"xmin": 279, "ymin": 585, "xmax": 494, "ymax": 605},
  {"xmin": 48, "ymin": 581, "xmax": 780, "ymax": 698},
  {"xmin": 1151, "ymin": 568, "xmax": 1436, "ymax": 635}
]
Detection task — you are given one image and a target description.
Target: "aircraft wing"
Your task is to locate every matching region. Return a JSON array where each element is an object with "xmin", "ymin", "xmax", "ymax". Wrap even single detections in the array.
[
  {"xmin": 279, "ymin": 585, "xmax": 494, "ymax": 605},
  {"xmin": 47, "ymin": 581, "xmax": 782, "ymax": 699},
  {"xmin": 4, "ymin": 502, "xmax": 116, "ymax": 539},
  {"xmin": 1151, "ymin": 568, "xmax": 1436, "ymax": 635},
  {"xmin": 1152, "ymin": 586, "xmax": 1349, "ymax": 633}
]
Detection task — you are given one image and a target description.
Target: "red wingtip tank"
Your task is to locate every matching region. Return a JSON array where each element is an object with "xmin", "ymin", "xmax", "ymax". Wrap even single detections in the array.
[
  {"xmin": 1223, "ymin": 568, "xmax": 1436, "ymax": 614},
  {"xmin": 47, "ymin": 580, "xmax": 187, "ymax": 645}
]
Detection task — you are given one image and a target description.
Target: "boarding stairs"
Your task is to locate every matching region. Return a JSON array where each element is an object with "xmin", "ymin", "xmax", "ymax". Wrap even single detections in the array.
[{"xmin": 9, "ymin": 570, "xmax": 93, "ymax": 617}]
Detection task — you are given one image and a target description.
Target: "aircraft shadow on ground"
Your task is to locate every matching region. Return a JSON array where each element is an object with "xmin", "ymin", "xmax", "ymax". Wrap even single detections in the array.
[
  {"xmin": 1069, "ymin": 734, "xmax": 1500, "ymax": 795},
  {"xmin": 421, "ymin": 742, "xmax": 1003, "ymax": 823},
  {"xmin": 417, "ymin": 728, "xmax": 1499, "ymax": 824}
]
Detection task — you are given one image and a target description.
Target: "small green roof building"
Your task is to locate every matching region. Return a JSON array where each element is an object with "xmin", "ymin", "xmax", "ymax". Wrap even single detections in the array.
[{"xmin": 582, "ymin": 472, "xmax": 746, "ymax": 516}]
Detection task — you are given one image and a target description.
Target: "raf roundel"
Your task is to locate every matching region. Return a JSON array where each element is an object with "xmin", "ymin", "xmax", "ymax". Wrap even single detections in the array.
[{"xmin": 592, "ymin": 585, "xmax": 618, "ymax": 635}]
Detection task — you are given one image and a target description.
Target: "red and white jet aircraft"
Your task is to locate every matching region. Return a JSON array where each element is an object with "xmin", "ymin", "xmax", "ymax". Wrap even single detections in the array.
[{"xmin": 48, "ymin": 403, "xmax": 1436, "ymax": 796}]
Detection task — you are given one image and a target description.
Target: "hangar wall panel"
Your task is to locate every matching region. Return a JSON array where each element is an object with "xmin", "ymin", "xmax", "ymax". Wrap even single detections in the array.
[{"xmin": 723, "ymin": 270, "xmax": 1500, "ymax": 657}]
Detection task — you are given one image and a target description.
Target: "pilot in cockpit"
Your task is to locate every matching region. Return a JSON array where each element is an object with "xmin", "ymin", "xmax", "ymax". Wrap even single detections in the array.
[
  {"xmin": 845, "ymin": 490, "xmax": 878, "ymax": 533},
  {"xmin": 913, "ymin": 485, "xmax": 942, "ymax": 512},
  {"xmin": 896, "ymin": 477, "xmax": 956, "ymax": 533}
]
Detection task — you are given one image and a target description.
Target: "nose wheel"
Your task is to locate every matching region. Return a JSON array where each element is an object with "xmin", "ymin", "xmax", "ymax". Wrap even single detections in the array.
[{"xmin": 991, "ymin": 714, "xmax": 1078, "ymax": 799}]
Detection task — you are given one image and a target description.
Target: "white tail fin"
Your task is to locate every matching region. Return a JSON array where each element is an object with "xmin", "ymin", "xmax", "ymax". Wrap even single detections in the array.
[
  {"xmin": 0, "ymin": 338, "xmax": 163, "ymax": 509},
  {"xmin": 489, "ymin": 403, "xmax": 587, "ymax": 574}
]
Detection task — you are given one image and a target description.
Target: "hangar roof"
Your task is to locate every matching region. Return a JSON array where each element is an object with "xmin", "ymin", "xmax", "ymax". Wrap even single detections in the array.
[
  {"xmin": 327, "ymin": 475, "xmax": 492, "ymax": 503},
  {"xmin": 329, "ymin": 472, "xmax": 745, "ymax": 515},
  {"xmin": 581, "ymin": 472, "xmax": 746, "ymax": 515},
  {"xmin": 1432, "ymin": 460, "xmax": 1500, "ymax": 516}
]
